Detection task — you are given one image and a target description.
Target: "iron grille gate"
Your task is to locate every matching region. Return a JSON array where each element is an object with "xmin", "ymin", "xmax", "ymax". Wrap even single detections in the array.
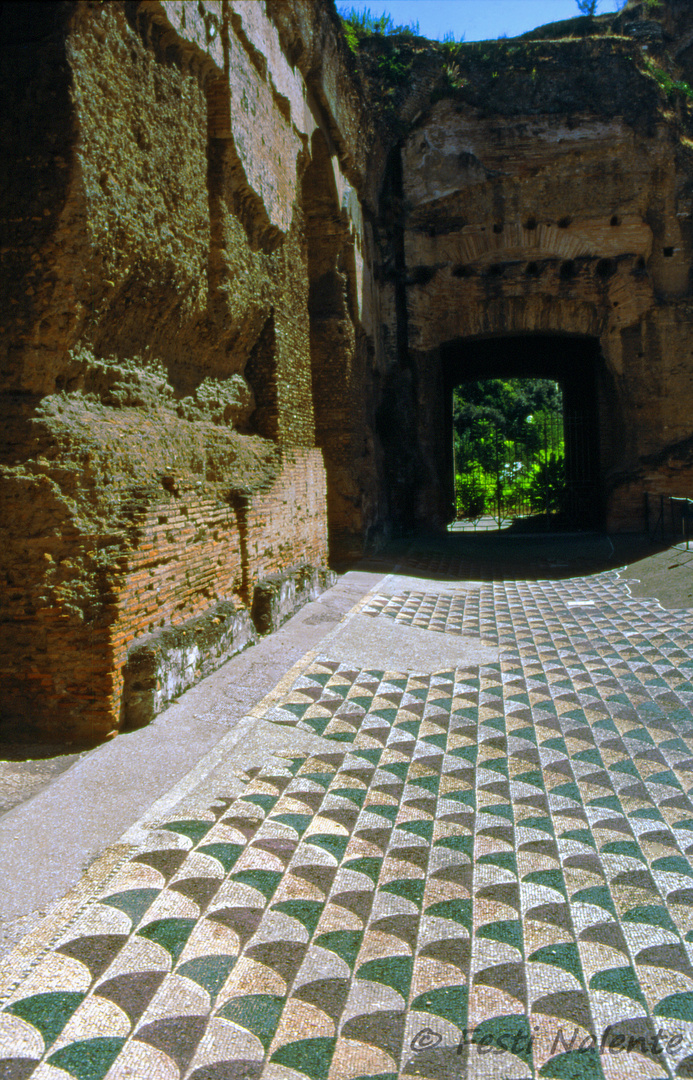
[{"xmin": 454, "ymin": 409, "xmax": 597, "ymax": 528}]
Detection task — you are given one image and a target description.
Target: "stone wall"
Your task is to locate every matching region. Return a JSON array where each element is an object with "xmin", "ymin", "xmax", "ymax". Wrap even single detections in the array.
[
  {"xmin": 5, "ymin": 0, "xmax": 693, "ymax": 742},
  {"xmin": 358, "ymin": 13, "xmax": 693, "ymax": 535},
  {"xmin": 0, "ymin": 0, "xmax": 378, "ymax": 742}
]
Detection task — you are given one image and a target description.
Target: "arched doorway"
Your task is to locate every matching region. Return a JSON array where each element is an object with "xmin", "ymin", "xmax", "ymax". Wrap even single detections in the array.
[
  {"xmin": 442, "ymin": 334, "xmax": 604, "ymax": 529},
  {"xmin": 406, "ymin": 331, "xmax": 620, "ymax": 534}
]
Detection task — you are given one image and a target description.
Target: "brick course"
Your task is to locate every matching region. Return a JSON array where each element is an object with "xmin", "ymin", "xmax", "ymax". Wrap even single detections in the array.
[{"xmin": 108, "ymin": 448, "xmax": 328, "ymax": 727}]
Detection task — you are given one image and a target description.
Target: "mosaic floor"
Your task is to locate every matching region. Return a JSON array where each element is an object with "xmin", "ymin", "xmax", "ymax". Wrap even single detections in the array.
[
  {"xmin": 5, "ymin": 568, "xmax": 693, "ymax": 1078},
  {"xmin": 361, "ymin": 593, "xmax": 467, "ymax": 635}
]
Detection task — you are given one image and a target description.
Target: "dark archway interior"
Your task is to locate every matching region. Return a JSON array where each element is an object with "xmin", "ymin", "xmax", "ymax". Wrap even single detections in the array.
[{"xmin": 441, "ymin": 334, "xmax": 605, "ymax": 528}]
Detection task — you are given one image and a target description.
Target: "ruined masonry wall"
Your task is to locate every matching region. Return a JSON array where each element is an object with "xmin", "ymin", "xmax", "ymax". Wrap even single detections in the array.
[
  {"xmin": 11, "ymin": 1, "xmax": 693, "ymax": 743},
  {"xmin": 110, "ymin": 449, "xmax": 328, "ymax": 729},
  {"xmin": 384, "ymin": 47, "xmax": 693, "ymax": 534},
  {"xmin": 0, "ymin": 0, "xmax": 374, "ymax": 742}
]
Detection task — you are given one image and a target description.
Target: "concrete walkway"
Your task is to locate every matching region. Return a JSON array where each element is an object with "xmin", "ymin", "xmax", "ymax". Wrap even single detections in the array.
[{"xmin": 3, "ymin": 534, "xmax": 693, "ymax": 1078}]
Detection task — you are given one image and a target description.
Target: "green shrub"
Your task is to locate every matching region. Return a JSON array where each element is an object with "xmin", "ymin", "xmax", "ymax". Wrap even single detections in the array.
[
  {"xmin": 644, "ymin": 60, "xmax": 693, "ymax": 103},
  {"xmin": 338, "ymin": 6, "xmax": 419, "ymax": 52},
  {"xmin": 455, "ymin": 472, "xmax": 487, "ymax": 520},
  {"xmin": 528, "ymin": 456, "xmax": 567, "ymax": 513}
]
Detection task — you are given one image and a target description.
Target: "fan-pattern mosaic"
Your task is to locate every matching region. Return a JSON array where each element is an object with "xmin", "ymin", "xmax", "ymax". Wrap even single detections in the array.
[{"xmin": 4, "ymin": 571, "xmax": 693, "ymax": 1078}]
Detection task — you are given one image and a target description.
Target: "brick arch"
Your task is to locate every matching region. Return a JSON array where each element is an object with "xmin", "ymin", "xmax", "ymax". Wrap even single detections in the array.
[
  {"xmin": 454, "ymin": 223, "xmax": 595, "ymax": 265},
  {"xmin": 432, "ymin": 295, "xmax": 607, "ymax": 344},
  {"xmin": 433, "ymin": 300, "xmax": 631, "ymax": 451},
  {"xmin": 405, "ymin": 260, "xmax": 655, "ymax": 387}
]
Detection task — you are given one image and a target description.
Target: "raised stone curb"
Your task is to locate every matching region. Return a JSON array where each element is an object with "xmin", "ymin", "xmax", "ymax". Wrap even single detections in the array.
[
  {"xmin": 251, "ymin": 563, "xmax": 338, "ymax": 635},
  {"xmin": 122, "ymin": 602, "xmax": 257, "ymax": 729},
  {"xmin": 122, "ymin": 564, "xmax": 337, "ymax": 728}
]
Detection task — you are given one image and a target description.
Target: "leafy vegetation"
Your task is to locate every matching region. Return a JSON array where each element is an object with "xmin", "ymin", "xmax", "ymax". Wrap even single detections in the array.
[
  {"xmin": 453, "ymin": 379, "xmax": 566, "ymax": 521},
  {"xmin": 338, "ymin": 6, "xmax": 420, "ymax": 52},
  {"xmin": 644, "ymin": 59, "xmax": 693, "ymax": 103},
  {"xmin": 454, "ymin": 379, "xmax": 562, "ymax": 454},
  {"xmin": 337, "ymin": 6, "xmax": 425, "ymax": 96},
  {"xmin": 575, "ymin": 0, "xmax": 631, "ymax": 12}
]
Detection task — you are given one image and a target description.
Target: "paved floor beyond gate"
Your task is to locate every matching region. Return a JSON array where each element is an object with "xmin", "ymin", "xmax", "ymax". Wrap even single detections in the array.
[{"xmin": 3, "ymin": 535, "xmax": 693, "ymax": 1079}]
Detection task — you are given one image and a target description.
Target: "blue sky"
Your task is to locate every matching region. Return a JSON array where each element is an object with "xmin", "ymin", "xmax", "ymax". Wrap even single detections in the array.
[{"xmin": 337, "ymin": 1, "xmax": 627, "ymax": 43}]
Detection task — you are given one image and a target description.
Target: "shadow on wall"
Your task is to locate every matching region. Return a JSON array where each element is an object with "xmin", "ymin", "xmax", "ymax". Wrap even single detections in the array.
[{"xmin": 304, "ymin": 129, "xmax": 368, "ymax": 560}]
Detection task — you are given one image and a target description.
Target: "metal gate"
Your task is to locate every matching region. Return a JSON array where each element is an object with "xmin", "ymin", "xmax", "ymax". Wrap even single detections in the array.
[{"xmin": 454, "ymin": 409, "xmax": 597, "ymax": 528}]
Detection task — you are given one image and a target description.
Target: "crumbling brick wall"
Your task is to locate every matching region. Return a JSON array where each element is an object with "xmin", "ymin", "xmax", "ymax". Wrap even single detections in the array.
[{"xmin": 0, "ymin": 0, "xmax": 374, "ymax": 742}]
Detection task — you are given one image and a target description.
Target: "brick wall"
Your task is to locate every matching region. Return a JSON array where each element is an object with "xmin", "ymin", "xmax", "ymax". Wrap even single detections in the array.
[
  {"xmin": 108, "ymin": 448, "xmax": 329, "ymax": 729},
  {"xmin": 0, "ymin": 449, "xmax": 328, "ymax": 743}
]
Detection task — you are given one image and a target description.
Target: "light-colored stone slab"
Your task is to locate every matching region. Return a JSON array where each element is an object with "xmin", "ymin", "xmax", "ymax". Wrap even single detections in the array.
[
  {"xmin": 373, "ymin": 574, "xmax": 477, "ymax": 595},
  {"xmin": 322, "ymin": 613, "xmax": 499, "ymax": 671}
]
